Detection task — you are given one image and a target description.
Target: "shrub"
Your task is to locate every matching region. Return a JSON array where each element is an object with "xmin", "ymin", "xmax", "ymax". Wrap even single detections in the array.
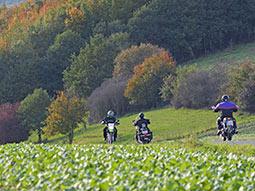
[
  {"xmin": 87, "ymin": 77, "xmax": 132, "ymax": 124},
  {"xmin": 238, "ymin": 80, "xmax": 255, "ymax": 113},
  {"xmin": 226, "ymin": 61, "xmax": 255, "ymax": 103},
  {"xmin": 171, "ymin": 66, "xmax": 227, "ymax": 109}
]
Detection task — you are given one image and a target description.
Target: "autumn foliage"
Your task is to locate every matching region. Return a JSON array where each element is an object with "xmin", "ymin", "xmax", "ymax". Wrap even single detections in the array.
[
  {"xmin": 45, "ymin": 91, "xmax": 88, "ymax": 144},
  {"xmin": 0, "ymin": 102, "xmax": 28, "ymax": 144},
  {"xmin": 124, "ymin": 51, "xmax": 176, "ymax": 107}
]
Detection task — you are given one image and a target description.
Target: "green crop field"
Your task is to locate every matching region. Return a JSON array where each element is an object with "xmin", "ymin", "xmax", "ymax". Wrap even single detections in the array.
[{"xmin": 1, "ymin": 143, "xmax": 255, "ymax": 191}]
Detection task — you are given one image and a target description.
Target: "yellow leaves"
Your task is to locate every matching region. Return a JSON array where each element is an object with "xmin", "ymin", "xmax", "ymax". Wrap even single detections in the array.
[
  {"xmin": 65, "ymin": 7, "xmax": 86, "ymax": 28},
  {"xmin": 0, "ymin": 38, "xmax": 9, "ymax": 52},
  {"xmin": 45, "ymin": 91, "xmax": 88, "ymax": 137},
  {"xmin": 124, "ymin": 51, "xmax": 176, "ymax": 105}
]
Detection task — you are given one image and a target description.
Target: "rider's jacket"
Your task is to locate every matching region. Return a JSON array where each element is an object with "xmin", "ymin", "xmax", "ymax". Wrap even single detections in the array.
[
  {"xmin": 102, "ymin": 116, "xmax": 116, "ymax": 124},
  {"xmin": 214, "ymin": 101, "xmax": 238, "ymax": 118},
  {"xmin": 133, "ymin": 118, "xmax": 150, "ymax": 128}
]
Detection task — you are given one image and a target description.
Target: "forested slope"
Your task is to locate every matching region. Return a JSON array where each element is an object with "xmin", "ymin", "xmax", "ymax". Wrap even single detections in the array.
[{"xmin": 1, "ymin": 0, "xmax": 255, "ymax": 144}]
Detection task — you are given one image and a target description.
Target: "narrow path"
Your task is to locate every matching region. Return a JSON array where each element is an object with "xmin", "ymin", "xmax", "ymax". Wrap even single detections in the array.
[
  {"xmin": 212, "ymin": 139, "xmax": 255, "ymax": 145},
  {"xmin": 198, "ymin": 122, "xmax": 255, "ymax": 145}
]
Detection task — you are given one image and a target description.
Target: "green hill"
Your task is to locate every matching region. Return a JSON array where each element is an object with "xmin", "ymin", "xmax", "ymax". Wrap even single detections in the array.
[
  {"xmin": 39, "ymin": 42, "xmax": 255, "ymax": 145},
  {"xmin": 186, "ymin": 42, "xmax": 255, "ymax": 68}
]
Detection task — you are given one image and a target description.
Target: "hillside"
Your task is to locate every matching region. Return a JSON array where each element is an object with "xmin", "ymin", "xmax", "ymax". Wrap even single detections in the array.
[
  {"xmin": 40, "ymin": 107, "xmax": 255, "ymax": 145},
  {"xmin": 40, "ymin": 42, "xmax": 255, "ymax": 145},
  {"xmin": 186, "ymin": 42, "xmax": 255, "ymax": 68}
]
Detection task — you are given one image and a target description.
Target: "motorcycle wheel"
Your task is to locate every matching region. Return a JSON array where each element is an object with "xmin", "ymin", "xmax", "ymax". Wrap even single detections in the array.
[
  {"xmin": 134, "ymin": 135, "xmax": 139, "ymax": 143},
  {"xmin": 222, "ymin": 136, "xmax": 226, "ymax": 141},
  {"xmin": 228, "ymin": 135, "xmax": 232, "ymax": 141},
  {"xmin": 107, "ymin": 133, "xmax": 114, "ymax": 144}
]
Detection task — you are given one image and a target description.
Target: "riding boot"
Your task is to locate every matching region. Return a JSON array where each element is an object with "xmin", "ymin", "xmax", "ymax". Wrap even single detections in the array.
[
  {"xmin": 114, "ymin": 127, "xmax": 118, "ymax": 141},
  {"xmin": 103, "ymin": 127, "xmax": 107, "ymax": 141}
]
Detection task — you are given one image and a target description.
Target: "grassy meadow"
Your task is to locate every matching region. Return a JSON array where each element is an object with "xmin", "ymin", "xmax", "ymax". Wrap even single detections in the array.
[{"xmin": 36, "ymin": 107, "xmax": 255, "ymax": 145}]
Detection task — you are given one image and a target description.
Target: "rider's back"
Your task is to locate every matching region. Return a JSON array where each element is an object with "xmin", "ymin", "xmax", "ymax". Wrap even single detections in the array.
[
  {"xmin": 133, "ymin": 118, "xmax": 150, "ymax": 128},
  {"xmin": 214, "ymin": 101, "xmax": 238, "ymax": 117},
  {"xmin": 102, "ymin": 116, "xmax": 116, "ymax": 124}
]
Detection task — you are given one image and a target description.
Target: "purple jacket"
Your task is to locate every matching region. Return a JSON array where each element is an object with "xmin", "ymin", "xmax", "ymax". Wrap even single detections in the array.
[{"xmin": 214, "ymin": 101, "xmax": 238, "ymax": 117}]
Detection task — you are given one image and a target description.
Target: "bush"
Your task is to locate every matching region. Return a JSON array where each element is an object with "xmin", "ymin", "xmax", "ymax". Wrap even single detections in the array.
[
  {"xmin": 226, "ymin": 61, "xmax": 255, "ymax": 103},
  {"xmin": 160, "ymin": 65, "xmax": 198, "ymax": 102},
  {"xmin": 238, "ymin": 80, "xmax": 255, "ymax": 113},
  {"xmin": 87, "ymin": 77, "xmax": 133, "ymax": 124},
  {"xmin": 171, "ymin": 66, "xmax": 227, "ymax": 109},
  {"xmin": 0, "ymin": 103, "xmax": 29, "ymax": 144}
]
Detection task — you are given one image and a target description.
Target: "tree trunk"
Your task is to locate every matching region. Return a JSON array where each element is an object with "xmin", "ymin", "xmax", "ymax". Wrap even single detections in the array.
[
  {"xmin": 82, "ymin": 122, "xmax": 86, "ymax": 129},
  {"xmin": 38, "ymin": 128, "xmax": 42, "ymax": 143},
  {"xmin": 68, "ymin": 130, "xmax": 73, "ymax": 144}
]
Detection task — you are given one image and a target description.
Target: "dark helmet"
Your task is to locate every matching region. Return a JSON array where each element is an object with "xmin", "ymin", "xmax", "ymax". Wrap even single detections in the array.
[
  {"xmin": 222, "ymin": 95, "xmax": 229, "ymax": 102},
  {"xmin": 139, "ymin": 112, "xmax": 144, "ymax": 119},
  {"xmin": 107, "ymin": 110, "xmax": 114, "ymax": 117}
]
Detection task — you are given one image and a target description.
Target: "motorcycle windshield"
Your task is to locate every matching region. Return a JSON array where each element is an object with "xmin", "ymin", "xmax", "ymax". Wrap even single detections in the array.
[
  {"xmin": 108, "ymin": 123, "xmax": 115, "ymax": 131},
  {"xmin": 226, "ymin": 120, "xmax": 234, "ymax": 126},
  {"xmin": 142, "ymin": 130, "xmax": 148, "ymax": 134}
]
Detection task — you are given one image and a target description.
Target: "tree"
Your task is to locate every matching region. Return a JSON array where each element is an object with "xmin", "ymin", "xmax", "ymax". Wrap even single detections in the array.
[
  {"xmin": 38, "ymin": 29, "xmax": 85, "ymax": 95},
  {"xmin": 63, "ymin": 32, "xmax": 130, "ymax": 97},
  {"xmin": 128, "ymin": 0, "xmax": 255, "ymax": 62},
  {"xmin": 171, "ymin": 65, "xmax": 227, "ymax": 109},
  {"xmin": 226, "ymin": 61, "xmax": 255, "ymax": 103},
  {"xmin": 92, "ymin": 20, "xmax": 128, "ymax": 37},
  {"xmin": 45, "ymin": 91, "xmax": 88, "ymax": 144},
  {"xmin": 113, "ymin": 43, "xmax": 165, "ymax": 78},
  {"xmin": 239, "ymin": 80, "xmax": 255, "ymax": 113},
  {"xmin": 160, "ymin": 65, "xmax": 198, "ymax": 103},
  {"xmin": 0, "ymin": 102, "xmax": 29, "ymax": 144},
  {"xmin": 17, "ymin": 88, "xmax": 51, "ymax": 143},
  {"xmin": 124, "ymin": 51, "xmax": 176, "ymax": 107}
]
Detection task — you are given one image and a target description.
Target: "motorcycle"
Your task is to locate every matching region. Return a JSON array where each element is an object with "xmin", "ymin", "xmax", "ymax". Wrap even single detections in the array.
[
  {"xmin": 134, "ymin": 123, "xmax": 153, "ymax": 144},
  {"xmin": 220, "ymin": 117, "xmax": 235, "ymax": 141},
  {"xmin": 105, "ymin": 120, "xmax": 119, "ymax": 144}
]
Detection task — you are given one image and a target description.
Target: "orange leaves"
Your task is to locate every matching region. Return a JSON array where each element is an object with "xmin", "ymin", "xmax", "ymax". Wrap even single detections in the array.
[
  {"xmin": 0, "ymin": 39, "xmax": 10, "ymax": 52},
  {"xmin": 124, "ymin": 51, "xmax": 176, "ymax": 106},
  {"xmin": 65, "ymin": 7, "xmax": 86, "ymax": 28},
  {"xmin": 39, "ymin": 1, "xmax": 62, "ymax": 15}
]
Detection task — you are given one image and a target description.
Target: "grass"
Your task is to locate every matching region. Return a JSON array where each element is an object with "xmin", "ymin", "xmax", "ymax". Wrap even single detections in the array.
[
  {"xmin": 184, "ymin": 41, "xmax": 255, "ymax": 69},
  {"xmin": 42, "ymin": 107, "xmax": 255, "ymax": 145}
]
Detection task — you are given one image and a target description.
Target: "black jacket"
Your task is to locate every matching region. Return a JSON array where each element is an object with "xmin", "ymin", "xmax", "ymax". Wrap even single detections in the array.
[
  {"xmin": 102, "ymin": 116, "xmax": 117, "ymax": 124},
  {"xmin": 133, "ymin": 118, "xmax": 150, "ymax": 128}
]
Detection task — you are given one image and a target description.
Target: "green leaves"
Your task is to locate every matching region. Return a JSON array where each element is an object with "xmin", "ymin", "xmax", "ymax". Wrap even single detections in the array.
[{"xmin": 1, "ymin": 143, "xmax": 255, "ymax": 190}]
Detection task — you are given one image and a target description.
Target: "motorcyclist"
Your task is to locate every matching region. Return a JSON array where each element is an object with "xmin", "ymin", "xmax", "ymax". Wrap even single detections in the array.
[
  {"xmin": 102, "ymin": 110, "xmax": 118, "ymax": 141},
  {"xmin": 133, "ymin": 112, "xmax": 151, "ymax": 133},
  {"xmin": 213, "ymin": 95, "xmax": 238, "ymax": 136}
]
